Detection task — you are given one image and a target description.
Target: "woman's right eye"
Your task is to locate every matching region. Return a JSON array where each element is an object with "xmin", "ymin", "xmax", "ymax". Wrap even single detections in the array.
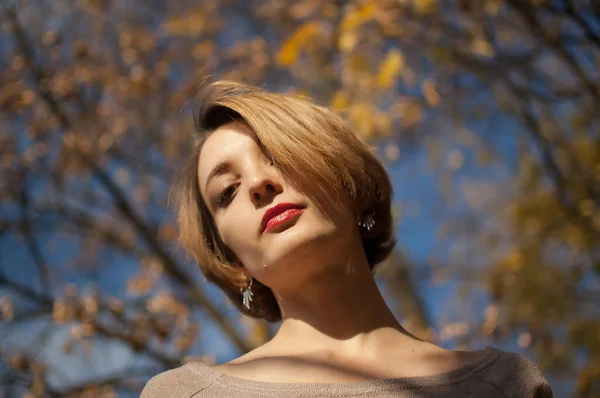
[{"xmin": 216, "ymin": 184, "xmax": 236, "ymax": 208}]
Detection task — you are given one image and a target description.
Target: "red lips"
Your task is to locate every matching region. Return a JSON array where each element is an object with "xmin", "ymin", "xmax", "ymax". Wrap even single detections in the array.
[{"xmin": 261, "ymin": 202, "xmax": 304, "ymax": 233}]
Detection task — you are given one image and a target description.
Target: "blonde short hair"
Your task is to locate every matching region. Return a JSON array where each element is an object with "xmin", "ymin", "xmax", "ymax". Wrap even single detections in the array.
[{"xmin": 171, "ymin": 81, "xmax": 395, "ymax": 322}]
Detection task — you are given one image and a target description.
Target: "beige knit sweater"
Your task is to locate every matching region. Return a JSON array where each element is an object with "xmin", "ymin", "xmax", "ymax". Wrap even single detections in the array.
[{"xmin": 141, "ymin": 346, "xmax": 553, "ymax": 397}]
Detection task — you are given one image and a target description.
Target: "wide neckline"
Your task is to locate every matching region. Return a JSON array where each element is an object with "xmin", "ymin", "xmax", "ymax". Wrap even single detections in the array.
[{"xmin": 190, "ymin": 346, "xmax": 502, "ymax": 393}]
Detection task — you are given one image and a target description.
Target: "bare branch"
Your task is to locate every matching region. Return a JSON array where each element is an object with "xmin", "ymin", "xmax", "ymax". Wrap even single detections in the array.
[
  {"xmin": 18, "ymin": 169, "xmax": 51, "ymax": 296},
  {"xmin": 4, "ymin": 5, "xmax": 252, "ymax": 354},
  {"xmin": 560, "ymin": 0, "xmax": 600, "ymax": 48},
  {"xmin": 507, "ymin": 0, "xmax": 600, "ymax": 106}
]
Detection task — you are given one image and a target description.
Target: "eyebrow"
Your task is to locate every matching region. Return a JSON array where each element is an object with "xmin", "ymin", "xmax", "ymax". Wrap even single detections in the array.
[{"xmin": 204, "ymin": 161, "xmax": 232, "ymax": 192}]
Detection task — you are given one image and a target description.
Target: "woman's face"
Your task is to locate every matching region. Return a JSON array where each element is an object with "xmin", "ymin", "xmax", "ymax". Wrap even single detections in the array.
[{"xmin": 197, "ymin": 120, "xmax": 357, "ymax": 291}]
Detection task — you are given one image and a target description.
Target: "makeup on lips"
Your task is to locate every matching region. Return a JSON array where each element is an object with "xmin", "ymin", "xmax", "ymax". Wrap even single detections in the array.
[{"xmin": 261, "ymin": 203, "xmax": 305, "ymax": 233}]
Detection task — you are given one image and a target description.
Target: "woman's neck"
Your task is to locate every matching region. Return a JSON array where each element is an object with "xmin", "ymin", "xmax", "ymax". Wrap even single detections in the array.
[{"xmin": 269, "ymin": 256, "xmax": 419, "ymax": 358}]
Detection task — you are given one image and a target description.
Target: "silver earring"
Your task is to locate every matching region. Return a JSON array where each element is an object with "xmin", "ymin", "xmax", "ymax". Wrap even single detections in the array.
[
  {"xmin": 242, "ymin": 278, "xmax": 254, "ymax": 310},
  {"xmin": 358, "ymin": 212, "xmax": 375, "ymax": 231}
]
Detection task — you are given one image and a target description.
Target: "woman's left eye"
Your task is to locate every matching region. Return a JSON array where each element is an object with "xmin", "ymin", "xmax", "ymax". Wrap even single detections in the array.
[{"xmin": 216, "ymin": 184, "xmax": 236, "ymax": 208}]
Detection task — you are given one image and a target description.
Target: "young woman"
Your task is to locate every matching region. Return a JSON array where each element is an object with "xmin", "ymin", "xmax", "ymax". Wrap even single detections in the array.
[{"xmin": 142, "ymin": 81, "xmax": 553, "ymax": 397}]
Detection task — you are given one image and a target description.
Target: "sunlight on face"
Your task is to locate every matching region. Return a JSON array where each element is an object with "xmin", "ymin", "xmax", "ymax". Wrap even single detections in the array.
[{"xmin": 197, "ymin": 121, "xmax": 357, "ymax": 291}]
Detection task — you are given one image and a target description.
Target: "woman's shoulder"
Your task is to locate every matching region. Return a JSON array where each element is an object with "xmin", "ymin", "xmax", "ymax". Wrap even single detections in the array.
[
  {"xmin": 476, "ymin": 347, "xmax": 553, "ymax": 397},
  {"xmin": 140, "ymin": 361, "xmax": 216, "ymax": 398}
]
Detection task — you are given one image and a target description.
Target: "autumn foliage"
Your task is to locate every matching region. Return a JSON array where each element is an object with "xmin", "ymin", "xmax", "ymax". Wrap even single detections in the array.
[{"xmin": 1, "ymin": 0, "xmax": 599, "ymax": 396}]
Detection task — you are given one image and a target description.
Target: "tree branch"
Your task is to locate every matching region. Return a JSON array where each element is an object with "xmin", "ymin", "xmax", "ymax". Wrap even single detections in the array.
[
  {"xmin": 4, "ymin": 6, "xmax": 251, "ymax": 354},
  {"xmin": 18, "ymin": 169, "xmax": 51, "ymax": 296},
  {"xmin": 507, "ymin": 0, "xmax": 600, "ymax": 106},
  {"xmin": 561, "ymin": 0, "xmax": 600, "ymax": 49}
]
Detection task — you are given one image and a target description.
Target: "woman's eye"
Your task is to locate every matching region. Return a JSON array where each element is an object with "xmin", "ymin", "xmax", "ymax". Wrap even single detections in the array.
[{"xmin": 216, "ymin": 184, "xmax": 236, "ymax": 208}]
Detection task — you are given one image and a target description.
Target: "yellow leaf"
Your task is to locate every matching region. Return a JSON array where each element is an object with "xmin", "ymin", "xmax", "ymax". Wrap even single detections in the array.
[
  {"xmin": 193, "ymin": 41, "xmax": 215, "ymax": 60},
  {"xmin": 338, "ymin": 3, "xmax": 377, "ymax": 51},
  {"xmin": 341, "ymin": 3, "xmax": 377, "ymax": 32},
  {"xmin": 472, "ymin": 37, "xmax": 494, "ymax": 57},
  {"xmin": 277, "ymin": 22, "xmax": 321, "ymax": 66},
  {"xmin": 338, "ymin": 30, "xmax": 358, "ymax": 52},
  {"xmin": 331, "ymin": 91, "xmax": 350, "ymax": 111},
  {"xmin": 377, "ymin": 49, "xmax": 404, "ymax": 88},
  {"xmin": 422, "ymin": 78, "xmax": 440, "ymax": 106},
  {"xmin": 242, "ymin": 317, "xmax": 270, "ymax": 348},
  {"xmin": 395, "ymin": 99, "xmax": 421, "ymax": 128},
  {"xmin": 503, "ymin": 249, "xmax": 525, "ymax": 271},
  {"xmin": 346, "ymin": 54, "xmax": 371, "ymax": 77},
  {"xmin": 20, "ymin": 90, "xmax": 36, "ymax": 106},
  {"xmin": 348, "ymin": 102, "xmax": 376, "ymax": 140},
  {"xmin": 127, "ymin": 272, "xmax": 156, "ymax": 296},
  {"xmin": 162, "ymin": 12, "xmax": 206, "ymax": 37},
  {"xmin": 376, "ymin": 113, "xmax": 392, "ymax": 135},
  {"xmin": 413, "ymin": 0, "xmax": 437, "ymax": 14}
]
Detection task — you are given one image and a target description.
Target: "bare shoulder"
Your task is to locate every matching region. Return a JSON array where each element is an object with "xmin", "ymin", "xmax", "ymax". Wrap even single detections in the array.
[
  {"xmin": 210, "ymin": 344, "xmax": 287, "ymax": 381},
  {"xmin": 140, "ymin": 362, "xmax": 216, "ymax": 398},
  {"xmin": 208, "ymin": 342, "xmax": 493, "ymax": 383}
]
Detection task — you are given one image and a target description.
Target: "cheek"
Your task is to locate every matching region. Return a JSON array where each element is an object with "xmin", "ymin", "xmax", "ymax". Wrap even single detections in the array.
[{"xmin": 217, "ymin": 212, "xmax": 261, "ymax": 265}]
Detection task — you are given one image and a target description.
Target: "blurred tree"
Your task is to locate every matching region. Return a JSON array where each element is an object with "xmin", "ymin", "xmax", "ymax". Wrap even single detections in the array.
[{"xmin": 0, "ymin": 0, "xmax": 598, "ymax": 396}]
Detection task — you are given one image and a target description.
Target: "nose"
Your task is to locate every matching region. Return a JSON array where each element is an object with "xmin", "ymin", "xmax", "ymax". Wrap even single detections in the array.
[{"xmin": 247, "ymin": 169, "xmax": 283, "ymax": 206}]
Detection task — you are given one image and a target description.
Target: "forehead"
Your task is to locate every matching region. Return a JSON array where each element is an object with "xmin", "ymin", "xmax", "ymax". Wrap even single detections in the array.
[{"xmin": 197, "ymin": 121, "xmax": 258, "ymax": 190}]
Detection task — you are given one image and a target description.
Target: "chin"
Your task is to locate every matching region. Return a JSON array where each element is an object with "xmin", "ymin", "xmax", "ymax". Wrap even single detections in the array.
[{"xmin": 261, "ymin": 220, "xmax": 337, "ymax": 271}]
